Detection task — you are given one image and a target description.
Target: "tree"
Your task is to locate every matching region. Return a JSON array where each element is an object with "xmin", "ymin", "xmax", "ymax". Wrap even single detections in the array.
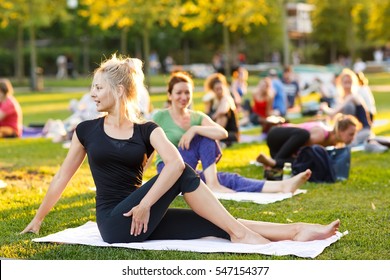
[
  {"xmin": 308, "ymin": 0, "xmax": 369, "ymax": 64},
  {"xmin": 79, "ymin": 0, "xmax": 181, "ymax": 85},
  {"xmin": 0, "ymin": 0, "xmax": 70, "ymax": 89},
  {"xmin": 180, "ymin": 0, "xmax": 271, "ymax": 78},
  {"xmin": 366, "ymin": 0, "xmax": 390, "ymax": 45}
]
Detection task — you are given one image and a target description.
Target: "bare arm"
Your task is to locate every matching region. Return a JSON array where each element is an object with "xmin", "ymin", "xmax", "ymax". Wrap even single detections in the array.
[
  {"xmin": 123, "ymin": 127, "xmax": 186, "ymax": 236},
  {"xmin": 230, "ymin": 83, "xmax": 242, "ymax": 106},
  {"xmin": 211, "ymin": 97, "xmax": 230, "ymax": 120},
  {"xmin": 178, "ymin": 114, "xmax": 228, "ymax": 149},
  {"xmin": 143, "ymin": 128, "xmax": 186, "ymax": 205},
  {"xmin": 265, "ymin": 95, "xmax": 274, "ymax": 117},
  {"xmin": 321, "ymin": 94, "xmax": 363, "ymax": 117},
  {"xmin": 21, "ymin": 132, "xmax": 87, "ymax": 234},
  {"xmin": 308, "ymin": 126, "xmax": 328, "ymax": 145}
]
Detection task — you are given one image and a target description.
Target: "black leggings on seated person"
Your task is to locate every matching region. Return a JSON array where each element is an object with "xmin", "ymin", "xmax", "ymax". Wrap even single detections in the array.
[{"xmin": 97, "ymin": 164, "xmax": 230, "ymax": 243}]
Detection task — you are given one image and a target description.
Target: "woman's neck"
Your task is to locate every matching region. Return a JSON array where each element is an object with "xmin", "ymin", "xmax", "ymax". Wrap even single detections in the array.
[
  {"xmin": 105, "ymin": 113, "xmax": 130, "ymax": 127},
  {"xmin": 168, "ymin": 107, "xmax": 191, "ymax": 129},
  {"xmin": 343, "ymin": 89, "xmax": 352, "ymax": 97},
  {"xmin": 169, "ymin": 106, "xmax": 188, "ymax": 116}
]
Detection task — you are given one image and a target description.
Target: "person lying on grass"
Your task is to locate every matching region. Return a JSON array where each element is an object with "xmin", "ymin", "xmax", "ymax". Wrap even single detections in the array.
[
  {"xmin": 153, "ymin": 71, "xmax": 312, "ymax": 193},
  {"xmin": 21, "ymin": 54, "xmax": 340, "ymax": 244},
  {"xmin": 256, "ymin": 114, "xmax": 360, "ymax": 170}
]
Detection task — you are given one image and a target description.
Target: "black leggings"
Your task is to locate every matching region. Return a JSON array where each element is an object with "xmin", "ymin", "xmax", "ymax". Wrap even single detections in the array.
[
  {"xmin": 267, "ymin": 126, "xmax": 310, "ymax": 168},
  {"xmin": 220, "ymin": 108, "xmax": 240, "ymax": 146},
  {"xmin": 97, "ymin": 164, "xmax": 229, "ymax": 243}
]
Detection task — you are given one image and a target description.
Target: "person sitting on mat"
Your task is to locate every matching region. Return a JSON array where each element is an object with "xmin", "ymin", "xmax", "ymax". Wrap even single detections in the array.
[{"xmin": 153, "ymin": 71, "xmax": 312, "ymax": 193}]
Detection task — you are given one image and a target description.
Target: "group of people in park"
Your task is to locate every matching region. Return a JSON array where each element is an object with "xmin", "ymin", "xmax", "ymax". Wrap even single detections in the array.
[
  {"xmin": 1, "ymin": 46, "xmax": 384, "ymax": 248},
  {"xmin": 21, "ymin": 54, "xmax": 341, "ymax": 246}
]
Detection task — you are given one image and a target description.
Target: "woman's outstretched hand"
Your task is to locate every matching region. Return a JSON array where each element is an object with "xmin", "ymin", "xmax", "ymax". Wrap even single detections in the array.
[
  {"xmin": 123, "ymin": 204, "xmax": 151, "ymax": 236},
  {"xmin": 20, "ymin": 219, "xmax": 42, "ymax": 235}
]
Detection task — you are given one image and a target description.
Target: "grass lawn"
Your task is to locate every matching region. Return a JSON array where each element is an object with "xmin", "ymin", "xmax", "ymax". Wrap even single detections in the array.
[{"xmin": 1, "ymin": 72, "xmax": 390, "ymax": 260}]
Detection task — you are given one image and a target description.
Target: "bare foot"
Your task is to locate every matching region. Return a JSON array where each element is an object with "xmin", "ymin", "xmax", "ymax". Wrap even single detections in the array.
[
  {"xmin": 256, "ymin": 153, "xmax": 276, "ymax": 167},
  {"xmin": 293, "ymin": 219, "xmax": 340, "ymax": 242},
  {"xmin": 282, "ymin": 169, "xmax": 312, "ymax": 193},
  {"xmin": 231, "ymin": 230, "xmax": 271, "ymax": 245}
]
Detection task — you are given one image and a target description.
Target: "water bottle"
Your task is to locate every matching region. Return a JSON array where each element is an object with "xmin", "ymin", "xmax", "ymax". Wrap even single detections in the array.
[{"xmin": 282, "ymin": 162, "xmax": 292, "ymax": 180}]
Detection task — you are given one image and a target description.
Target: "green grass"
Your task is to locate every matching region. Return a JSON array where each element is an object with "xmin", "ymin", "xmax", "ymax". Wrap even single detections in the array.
[{"xmin": 1, "ymin": 73, "xmax": 390, "ymax": 260}]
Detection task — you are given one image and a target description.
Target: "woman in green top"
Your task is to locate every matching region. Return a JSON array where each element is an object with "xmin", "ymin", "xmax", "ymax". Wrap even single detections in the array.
[{"xmin": 153, "ymin": 71, "xmax": 312, "ymax": 193}]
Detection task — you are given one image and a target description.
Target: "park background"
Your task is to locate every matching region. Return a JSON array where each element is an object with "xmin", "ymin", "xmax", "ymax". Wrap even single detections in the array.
[
  {"xmin": 1, "ymin": 0, "xmax": 390, "ymax": 260},
  {"xmin": 1, "ymin": 0, "xmax": 390, "ymax": 87}
]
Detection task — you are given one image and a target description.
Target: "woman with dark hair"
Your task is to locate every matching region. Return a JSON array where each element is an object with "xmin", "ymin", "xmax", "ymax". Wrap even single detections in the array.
[{"xmin": 153, "ymin": 71, "xmax": 312, "ymax": 194}]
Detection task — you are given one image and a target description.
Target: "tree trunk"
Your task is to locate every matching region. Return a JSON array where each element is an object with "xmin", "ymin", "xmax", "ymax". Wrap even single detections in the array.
[
  {"xmin": 330, "ymin": 43, "xmax": 337, "ymax": 64},
  {"xmin": 15, "ymin": 22, "xmax": 25, "ymax": 83},
  {"xmin": 223, "ymin": 24, "xmax": 231, "ymax": 79},
  {"xmin": 28, "ymin": 23, "xmax": 38, "ymax": 91},
  {"xmin": 28, "ymin": 1, "xmax": 38, "ymax": 91},
  {"xmin": 346, "ymin": 8, "xmax": 355, "ymax": 62},
  {"xmin": 120, "ymin": 27, "xmax": 128, "ymax": 55},
  {"xmin": 282, "ymin": 0, "xmax": 290, "ymax": 66},
  {"xmin": 81, "ymin": 35, "xmax": 90, "ymax": 75},
  {"xmin": 142, "ymin": 27, "xmax": 151, "ymax": 87},
  {"xmin": 183, "ymin": 40, "xmax": 190, "ymax": 64}
]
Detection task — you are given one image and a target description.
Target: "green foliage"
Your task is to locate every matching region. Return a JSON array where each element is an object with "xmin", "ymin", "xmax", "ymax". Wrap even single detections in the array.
[
  {"xmin": 366, "ymin": 0, "xmax": 390, "ymax": 43},
  {"xmin": 0, "ymin": 0, "xmax": 70, "ymax": 28},
  {"xmin": 1, "ymin": 72, "xmax": 390, "ymax": 260}
]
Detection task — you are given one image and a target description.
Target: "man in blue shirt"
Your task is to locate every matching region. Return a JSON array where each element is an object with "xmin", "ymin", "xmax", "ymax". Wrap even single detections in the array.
[
  {"xmin": 282, "ymin": 65, "xmax": 301, "ymax": 109},
  {"xmin": 268, "ymin": 68, "xmax": 287, "ymax": 117}
]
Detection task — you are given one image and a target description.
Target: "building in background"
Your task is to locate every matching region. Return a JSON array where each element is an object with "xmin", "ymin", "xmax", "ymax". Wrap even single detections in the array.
[{"xmin": 286, "ymin": 3, "xmax": 315, "ymax": 64}]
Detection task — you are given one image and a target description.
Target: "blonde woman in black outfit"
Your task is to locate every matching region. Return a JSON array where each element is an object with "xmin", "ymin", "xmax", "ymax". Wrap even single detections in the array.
[{"xmin": 22, "ymin": 54, "xmax": 340, "ymax": 244}]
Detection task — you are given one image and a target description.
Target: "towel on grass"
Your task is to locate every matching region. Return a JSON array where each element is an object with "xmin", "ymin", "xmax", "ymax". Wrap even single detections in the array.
[
  {"xmin": 22, "ymin": 126, "xmax": 44, "ymax": 138},
  {"xmin": 213, "ymin": 189, "xmax": 306, "ymax": 204},
  {"xmin": 33, "ymin": 221, "xmax": 346, "ymax": 258},
  {"xmin": 88, "ymin": 187, "xmax": 306, "ymax": 205}
]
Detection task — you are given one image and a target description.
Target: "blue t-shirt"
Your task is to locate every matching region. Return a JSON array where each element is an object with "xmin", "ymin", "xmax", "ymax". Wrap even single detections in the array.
[{"xmin": 271, "ymin": 78, "xmax": 287, "ymax": 116}]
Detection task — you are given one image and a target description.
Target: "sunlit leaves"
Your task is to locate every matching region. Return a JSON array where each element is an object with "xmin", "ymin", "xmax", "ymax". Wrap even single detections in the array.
[
  {"xmin": 180, "ymin": 0, "xmax": 270, "ymax": 33},
  {"xmin": 0, "ymin": 0, "xmax": 70, "ymax": 28},
  {"xmin": 366, "ymin": 0, "xmax": 390, "ymax": 43},
  {"xmin": 79, "ymin": 0, "xmax": 181, "ymax": 30}
]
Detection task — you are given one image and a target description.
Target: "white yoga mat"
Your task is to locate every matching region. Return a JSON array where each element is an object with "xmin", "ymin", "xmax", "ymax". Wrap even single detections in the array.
[
  {"xmin": 33, "ymin": 221, "xmax": 347, "ymax": 258},
  {"xmin": 88, "ymin": 187, "xmax": 306, "ymax": 205},
  {"xmin": 213, "ymin": 189, "xmax": 307, "ymax": 204}
]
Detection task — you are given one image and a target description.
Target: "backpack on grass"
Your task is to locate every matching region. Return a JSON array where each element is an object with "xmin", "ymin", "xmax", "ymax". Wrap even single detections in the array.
[{"xmin": 292, "ymin": 145, "xmax": 350, "ymax": 183}]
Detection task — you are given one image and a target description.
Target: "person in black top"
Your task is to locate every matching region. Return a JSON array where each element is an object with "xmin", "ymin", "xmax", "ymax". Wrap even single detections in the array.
[{"xmin": 22, "ymin": 54, "xmax": 340, "ymax": 244}]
